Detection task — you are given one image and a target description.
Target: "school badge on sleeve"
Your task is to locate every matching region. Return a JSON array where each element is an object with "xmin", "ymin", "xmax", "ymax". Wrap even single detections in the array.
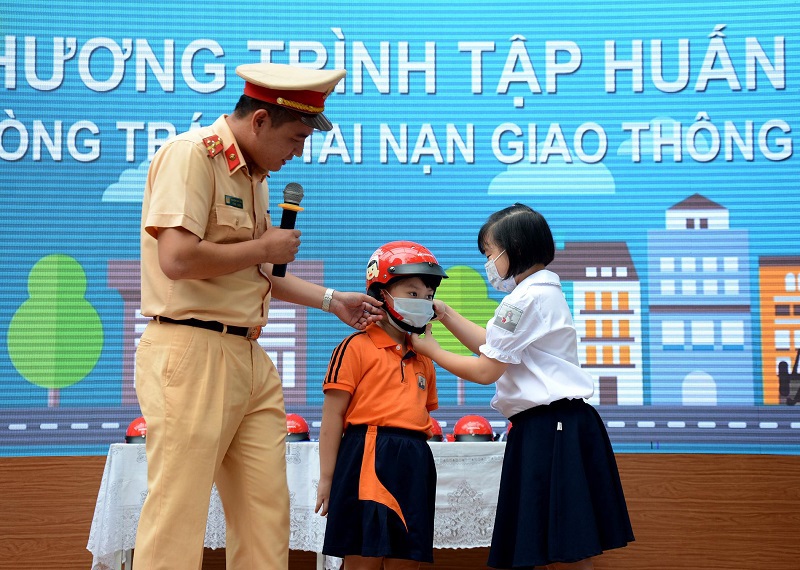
[{"xmin": 493, "ymin": 301, "xmax": 523, "ymax": 332}]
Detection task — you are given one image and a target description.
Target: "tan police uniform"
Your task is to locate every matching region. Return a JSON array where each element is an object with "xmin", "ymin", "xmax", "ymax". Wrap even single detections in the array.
[{"xmin": 133, "ymin": 63, "xmax": 346, "ymax": 570}]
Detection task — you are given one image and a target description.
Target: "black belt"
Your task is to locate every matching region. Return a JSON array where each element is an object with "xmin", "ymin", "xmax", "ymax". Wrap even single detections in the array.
[{"xmin": 154, "ymin": 316, "xmax": 262, "ymax": 340}]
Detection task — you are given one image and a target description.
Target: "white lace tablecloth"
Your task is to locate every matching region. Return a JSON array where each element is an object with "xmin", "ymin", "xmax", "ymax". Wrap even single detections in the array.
[{"xmin": 87, "ymin": 441, "xmax": 505, "ymax": 570}]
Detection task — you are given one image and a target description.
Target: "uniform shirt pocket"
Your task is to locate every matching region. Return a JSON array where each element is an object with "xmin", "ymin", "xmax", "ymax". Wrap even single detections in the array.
[{"xmin": 209, "ymin": 205, "xmax": 254, "ymax": 243}]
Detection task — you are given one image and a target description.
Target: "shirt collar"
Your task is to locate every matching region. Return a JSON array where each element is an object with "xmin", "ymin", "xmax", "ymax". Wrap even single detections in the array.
[
  {"xmin": 520, "ymin": 268, "xmax": 562, "ymax": 288},
  {"xmin": 366, "ymin": 323, "xmax": 413, "ymax": 352},
  {"xmin": 210, "ymin": 115, "xmax": 255, "ymax": 179}
]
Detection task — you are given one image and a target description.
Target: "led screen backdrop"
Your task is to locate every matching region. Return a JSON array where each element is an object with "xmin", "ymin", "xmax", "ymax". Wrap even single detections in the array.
[{"xmin": 1, "ymin": 1, "xmax": 799, "ymax": 456}]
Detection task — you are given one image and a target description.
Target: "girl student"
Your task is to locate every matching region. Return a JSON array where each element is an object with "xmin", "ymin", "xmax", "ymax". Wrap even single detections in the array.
[{"xmin": 411, "ymin": 204, "xmax": 634, "ymax": 570}]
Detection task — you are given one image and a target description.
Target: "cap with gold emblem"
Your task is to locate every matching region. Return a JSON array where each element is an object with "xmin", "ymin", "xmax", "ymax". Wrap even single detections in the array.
[{"xmin": 235, "ymin": 63, "xmax": 347, "ymax": 131}]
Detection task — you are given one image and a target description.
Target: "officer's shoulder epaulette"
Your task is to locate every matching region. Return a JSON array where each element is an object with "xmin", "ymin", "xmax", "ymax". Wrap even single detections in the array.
[{"xmin": 202, "ymin": 135, "xmax": 224, "ymax": 158}]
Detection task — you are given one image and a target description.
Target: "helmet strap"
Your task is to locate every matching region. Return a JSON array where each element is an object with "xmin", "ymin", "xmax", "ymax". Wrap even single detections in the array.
[
  {"xmin": 385, "ymin": 310, "xmax": 426, "ymax": 335},
  {"xmin": 382, "ymin": 290, "xmax": 426, "ymax": 335}
]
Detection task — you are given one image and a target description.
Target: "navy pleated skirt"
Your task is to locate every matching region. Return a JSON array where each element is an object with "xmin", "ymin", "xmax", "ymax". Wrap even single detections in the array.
[
  {"xmin": 322, "ymin": 424, "xmax": 437, "ymax": 562},
  {"xmin": 488, "ymin": 398, "xmax": 634, "ymax": 568}
]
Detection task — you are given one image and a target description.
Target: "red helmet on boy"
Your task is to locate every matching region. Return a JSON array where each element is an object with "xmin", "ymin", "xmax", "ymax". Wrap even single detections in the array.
[
  {"xmin": 365, "ymin": 241, "xmax": 447, "ymax": 299},
  {"xmin": 286, "ymin": 413, "xmax": 310, "ymax": 442},
  {"xmin": 453, "ymin": 415, "xmax": 494, "ymax": 442}
]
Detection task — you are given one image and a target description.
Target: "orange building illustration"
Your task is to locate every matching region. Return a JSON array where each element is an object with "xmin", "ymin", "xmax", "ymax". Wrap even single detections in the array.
[
  {"xmin": 549, "ymin": 242, "xmax": 643, "ymax": 405},
  {"xmin": 758, "ymin": 256, "xmax": 800, "ymax": 404}
]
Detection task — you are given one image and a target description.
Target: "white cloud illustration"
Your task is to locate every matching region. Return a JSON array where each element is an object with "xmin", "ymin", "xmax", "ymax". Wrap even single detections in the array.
[
  {"xmin": 488, "ymin": 158, "xmax": 615, "ymax": 195},
  {"xmin": 102, "ymin": 160, "xmax": 150, "ymax": 203}
]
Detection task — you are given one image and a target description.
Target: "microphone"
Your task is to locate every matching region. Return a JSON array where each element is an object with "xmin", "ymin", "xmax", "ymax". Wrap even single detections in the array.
[{"xmin": 272, "ymin": 182, "xmax": 304, "ymax": 277}]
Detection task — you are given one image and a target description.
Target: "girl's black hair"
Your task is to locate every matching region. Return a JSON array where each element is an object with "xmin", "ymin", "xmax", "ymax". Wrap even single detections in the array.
[{"xmin": 477, "ymin": 203, "xmax": 555, "ymax": 278}]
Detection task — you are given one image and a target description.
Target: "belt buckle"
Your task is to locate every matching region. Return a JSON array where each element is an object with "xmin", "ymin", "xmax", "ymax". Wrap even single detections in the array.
[{"xmin": 247, "ymin": 326, "xmax": 262, "ymax": 340}]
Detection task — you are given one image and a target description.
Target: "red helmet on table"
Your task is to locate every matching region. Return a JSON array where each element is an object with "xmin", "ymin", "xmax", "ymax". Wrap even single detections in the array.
[
  {"xmin": 125, "ymin": 416, "xmax": 147, "ymax": 443},
  {"xmin": 428, "ymin": 417, "xmax": 443, "ymax": 441},
  {"xmin": 497, "ymin": 421, "xmax": 513, "ymax": 442},
  {"xmin": 453, "ymin": 414, "xmax": 495, "ymax": 442},
  {"xmin": 286, "ymin": 413, "xmax": 310, "ymax": 442}
]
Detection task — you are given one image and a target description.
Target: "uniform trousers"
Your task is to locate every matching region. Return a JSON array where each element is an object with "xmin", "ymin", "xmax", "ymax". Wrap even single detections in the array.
[{"xmin": 133, "ymin": 321, "xmax": 288, "ymax": 570}]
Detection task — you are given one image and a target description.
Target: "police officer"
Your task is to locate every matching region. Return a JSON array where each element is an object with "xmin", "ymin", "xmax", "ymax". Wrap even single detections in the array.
[{"xmin": 135, "ymin": 62, "xmax": 382, "ymax": 570}]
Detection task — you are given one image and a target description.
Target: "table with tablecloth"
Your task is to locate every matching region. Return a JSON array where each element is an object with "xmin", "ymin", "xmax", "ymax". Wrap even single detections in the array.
[{"xmin": 87, "ymin": 441, "xmax": 505, "ymax": 569}]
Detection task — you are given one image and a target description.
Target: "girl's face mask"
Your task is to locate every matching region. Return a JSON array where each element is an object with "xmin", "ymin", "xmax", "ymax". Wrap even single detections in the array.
[{"xmin": 484, "ymin": 250, "xmax": 517, "ymax": 293}]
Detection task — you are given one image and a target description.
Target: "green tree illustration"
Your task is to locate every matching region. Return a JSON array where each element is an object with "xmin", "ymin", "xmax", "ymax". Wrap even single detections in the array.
[
  {"xmin": 431, "ymin": 265, "xmax": 499, "ymax": 404},
  {"xmin": 7, "ymin": 254, "xmax": 104, "ymax": 406},
  {"xmin": 432, "ymin": 265, "xmax": 499, "ymax": 353}
]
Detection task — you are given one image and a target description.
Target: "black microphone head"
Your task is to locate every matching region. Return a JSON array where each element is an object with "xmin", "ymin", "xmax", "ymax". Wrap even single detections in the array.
[{"xmin": 283, "ymin": 182, "xmax": 304, "ymax": 205}]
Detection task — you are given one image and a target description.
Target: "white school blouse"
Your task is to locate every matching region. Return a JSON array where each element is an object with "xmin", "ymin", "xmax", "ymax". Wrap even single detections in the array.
[{"xmin": 479, "ymin": 269, "xmax": 595, "ymax": 418}]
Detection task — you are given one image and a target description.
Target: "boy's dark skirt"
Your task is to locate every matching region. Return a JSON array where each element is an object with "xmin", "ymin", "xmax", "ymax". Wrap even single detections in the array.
[{"xmin": 322, "ymin": 424, "xmax": 437, "ymax": 562}]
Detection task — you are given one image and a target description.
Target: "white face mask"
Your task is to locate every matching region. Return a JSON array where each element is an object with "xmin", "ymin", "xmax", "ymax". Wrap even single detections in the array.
[
  {"xmin": 385, "ymin": 293, "xmax": 435, "ymax": 333},
  {"xmin": 484, "ymin": 250, "xmax": 517, "ymax": 293}
]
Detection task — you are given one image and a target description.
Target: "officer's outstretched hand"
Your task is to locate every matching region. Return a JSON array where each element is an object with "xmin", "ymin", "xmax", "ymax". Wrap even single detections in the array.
[{"xmin": 330, "ymin": 291, "xmax": 384, "ymax": 330}]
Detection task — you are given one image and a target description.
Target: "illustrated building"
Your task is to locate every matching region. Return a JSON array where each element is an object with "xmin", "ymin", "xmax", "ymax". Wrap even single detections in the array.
[
  {"xmin": 549, "ymin": 242, "xmax": 644, "ymax": 405},
  {"xmin": 647, "ymin": 194, "xmax": 754, "ymax": 405},
  {"xmin": 758, "ymin": 256, "xmax": 800, "ymax": 405}
]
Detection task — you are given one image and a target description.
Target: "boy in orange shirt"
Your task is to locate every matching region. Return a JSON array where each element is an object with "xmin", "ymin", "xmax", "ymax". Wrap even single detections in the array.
[{"xmin": 315, "ymin": 241, "xmax": 448, "ymax": 570}]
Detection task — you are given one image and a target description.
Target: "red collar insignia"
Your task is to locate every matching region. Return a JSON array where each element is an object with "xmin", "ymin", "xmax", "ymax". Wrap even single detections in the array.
[{"xmin": 225, "ymin": 144, "xmax": 241, "ymax": 171}]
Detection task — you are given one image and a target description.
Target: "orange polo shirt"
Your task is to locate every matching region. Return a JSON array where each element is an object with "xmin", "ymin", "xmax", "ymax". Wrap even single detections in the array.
[
  {"xmin": 140, "ymin": 115, "xmax": 272, "ymax": 327},
  {"xmin": 323, "ymin": 324, "xmax": 438, "ymax": 435}
]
